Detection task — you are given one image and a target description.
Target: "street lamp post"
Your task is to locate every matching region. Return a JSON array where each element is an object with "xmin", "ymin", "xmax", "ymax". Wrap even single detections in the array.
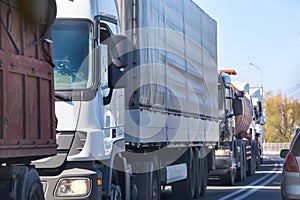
[
  {"xmin": 248, "ymin": 61, "xmax": 264, "ymax": 115},
  {"xmin": 248, "ymin": 62, "xmax": 263, "ymax": 89}
]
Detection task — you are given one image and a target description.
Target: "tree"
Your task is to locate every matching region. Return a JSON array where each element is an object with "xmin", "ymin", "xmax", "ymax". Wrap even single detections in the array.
[{"xmin": 264, "ymin": 92, "xmax": 300, "ymax": 143}]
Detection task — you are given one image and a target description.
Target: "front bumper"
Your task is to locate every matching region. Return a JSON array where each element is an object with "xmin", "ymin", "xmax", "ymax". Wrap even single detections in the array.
[
  {"xmin": 281, "ymin": 171, "xmax": 300, "ymax": 200},
  {"xmin": 215, "ymin": 156, "xmax": 234, "ymax": 170},
  {"xmin": 41, "ymin": 167, "xmax": 102, "ymax": 200},
  {"xmin": 209, "ymin": 156, "xmax": 235, "ymax": 178}
]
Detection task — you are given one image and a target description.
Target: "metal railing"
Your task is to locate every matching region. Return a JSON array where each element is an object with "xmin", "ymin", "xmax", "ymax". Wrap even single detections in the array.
[{"xmin": 263, "ymin": 143, "xmax": 291, "ymax": 155}]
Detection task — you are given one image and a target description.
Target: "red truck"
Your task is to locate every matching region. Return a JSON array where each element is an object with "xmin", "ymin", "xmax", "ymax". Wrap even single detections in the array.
[{"xmin": 0, "ymin": 0, "xmax": 56, "ymax": 199}]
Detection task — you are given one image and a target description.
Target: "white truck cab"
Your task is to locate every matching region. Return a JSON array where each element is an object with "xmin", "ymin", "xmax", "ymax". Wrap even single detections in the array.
[{"xmin": 34, "ymin": 0, "xmax": 128, "ymax": 199}]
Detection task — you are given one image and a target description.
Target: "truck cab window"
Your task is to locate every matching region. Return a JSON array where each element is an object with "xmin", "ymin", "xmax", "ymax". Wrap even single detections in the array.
[
  {"xmin": 218, "ymin": 83, "xmax": 224, "ymax": 110},
  {"xmin": 225, "ymin": 87, "xmax": 233, "ymax": 114},
  {"xmin": 52, "ymin": 20, "xmax": 93, "ymax": 90},
  {"xmin": 99, "ymin": 23, "xmax": 113, "ymax": 89}
]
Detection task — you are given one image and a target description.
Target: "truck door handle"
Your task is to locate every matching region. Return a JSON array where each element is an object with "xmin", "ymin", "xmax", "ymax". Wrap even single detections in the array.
[{"xmin": 112, "ymin": 128, "xmax": 116, "ymax": 138}]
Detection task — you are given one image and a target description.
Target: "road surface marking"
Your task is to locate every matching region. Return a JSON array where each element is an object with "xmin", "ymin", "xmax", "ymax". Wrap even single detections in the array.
[
  {"xmin": 233, "ymin": 172, "xmax": 280, "ymax": 200},
  {"xmin": 217, "ymin": 159, "xmax": 280, "ymax": 200}
]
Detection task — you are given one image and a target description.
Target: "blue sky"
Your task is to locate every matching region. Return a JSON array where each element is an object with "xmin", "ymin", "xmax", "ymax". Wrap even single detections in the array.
[{"xmin": 194, "ymin": 0, "xmax": 300, "ymax": 100}]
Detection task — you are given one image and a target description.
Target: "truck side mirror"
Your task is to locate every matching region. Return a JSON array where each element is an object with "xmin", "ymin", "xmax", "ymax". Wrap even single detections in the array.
[
  {"xmin": 108, "ymin": 59, "xmax": 127, "ymax": 89},
  {"xmin": 107, "ymin": 35, "xmax": 133, "ymax": 89},
  {"xmin": 280, "ymin": 149, "xmax": 289, "ymax": 158},
  {"xmin": 235, "ymin": 90, "xmax": 244, "ymax": 98},
  {"xmin": 257, "ymin": 101, "xmax": 262, "ymax": 117},
  {"xmin": 233, "ymin": 98, "xmax": 243, "ymax": 116}
]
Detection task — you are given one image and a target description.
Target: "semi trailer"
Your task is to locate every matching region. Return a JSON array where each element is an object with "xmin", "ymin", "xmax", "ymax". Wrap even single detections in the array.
[{"xmin": 0, "ymin": 0, "xmax": 57, "ymax": 199}]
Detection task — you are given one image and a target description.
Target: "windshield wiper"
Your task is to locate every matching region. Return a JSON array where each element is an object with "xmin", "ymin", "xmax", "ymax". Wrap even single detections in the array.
[{"xmin": 55, "ymin": 93, "xmax": 72, "ymax": 101}]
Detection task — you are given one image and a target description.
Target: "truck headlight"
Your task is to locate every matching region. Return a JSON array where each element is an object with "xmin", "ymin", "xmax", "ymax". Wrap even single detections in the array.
[
  {"xmin": 215, "ymin": 149, "xmax": 231, "ymax": 156},
  {"xmin": 55, "ymin": 178, "xmax": 91, "ymax": 197}
]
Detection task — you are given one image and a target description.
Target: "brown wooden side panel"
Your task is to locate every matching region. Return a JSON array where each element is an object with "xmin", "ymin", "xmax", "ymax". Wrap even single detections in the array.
[
  {"xmin": 40, "ymin": 78, "xmax": 54, "ymax": 140},
  {"xmin": 26, "ymin": 75, "xmax": 39, "ymax": 140},
  {"xmin": 7, "ymin": 72, "xmax": 25, "ymax": 143},
  {"xmin": 0, "ymin": 68, "xmax": 3, "ymax": 140},
  {"xmin": 0, "ymin": 50, "xmax": 56, "ymax": 159}
]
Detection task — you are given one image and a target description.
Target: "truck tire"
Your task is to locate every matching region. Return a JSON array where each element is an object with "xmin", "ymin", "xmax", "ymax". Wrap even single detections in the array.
[
  {"xmin": 236, "ymin": 140, "xmax": 246, "ymax": 182},
  {"xmin": 236, "ymin": 160, "xmax": 244, "ymax": 182},
  {"xmin": 172, "ymin": 148, "xmax": 196, "ymax": 200},
  {"xmin": 246, "ymin": 144, "xmax": 256, "ymax": 176},
  {"xmin": 200, "ymin": 155, "xmax": 208, "ymax": 196},
  {"xmin": 111, "ymin": 170, "xmax": 122, "ymax": 200},
  {"xmin": 241, "ymin": 143, "xmax": 247, "ymax": 180},
  {"xmin": 252, "ymin": 140, "xmax": 257, "ymax": 172},
  {"xmin": 193, "ymin": 148, "xmax": 203, "ymax": 199},
  {"xmin": 255, "ymin": 143, "xmax": 261, "ymax": 169},
  {"xmin": 152, "ymin": 168, "xmax": 161, "ymax": 200},
  {"xmin": 132, "ymin": 155, "xmax": 161, "ymax": 200},
  {"xmin": 222, "ymin": 170, "xmax": 235, "ymax": 186},
  {"xmin": 0, "ymin": 166, "xmax": 44, "ymax": 200},
  {"xmin": 21, "ymin": 167, "xmax": 44, "ymax": 200}
]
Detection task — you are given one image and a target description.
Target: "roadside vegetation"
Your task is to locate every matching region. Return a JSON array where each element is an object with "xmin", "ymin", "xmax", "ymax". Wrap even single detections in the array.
[{"xmin": 264, "ymin": 92, "xmax": 300, "ymax": 142}]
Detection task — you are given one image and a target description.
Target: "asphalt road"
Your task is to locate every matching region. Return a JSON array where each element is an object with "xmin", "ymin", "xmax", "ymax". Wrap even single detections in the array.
[{"xmin": 162, "ymin": 154, "xmax": 283, "ymax": 200}]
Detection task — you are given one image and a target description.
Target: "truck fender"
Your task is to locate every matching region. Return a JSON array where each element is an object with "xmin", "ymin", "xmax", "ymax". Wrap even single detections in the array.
[{"xmin": 101, "ymin": 139, "xmax": 131, "ymax": 199}]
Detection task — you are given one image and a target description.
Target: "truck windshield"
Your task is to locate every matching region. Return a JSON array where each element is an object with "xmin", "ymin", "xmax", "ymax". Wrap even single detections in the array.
[{"xmin": 52, "ymin": 20, "xmax": 93, "ymax": 90}]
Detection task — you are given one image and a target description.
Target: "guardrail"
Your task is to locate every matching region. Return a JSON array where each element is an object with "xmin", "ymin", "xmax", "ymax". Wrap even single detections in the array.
[{"xmin": 263, "ymin": 143, "xmax": 291, "ymax": 155}]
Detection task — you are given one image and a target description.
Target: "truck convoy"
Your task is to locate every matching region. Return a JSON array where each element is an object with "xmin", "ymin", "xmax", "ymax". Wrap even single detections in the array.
[
  {"xmin": 0, "ymin": 0, "xmax": 265, "ymax": 200},
  {"xmin": 33, "ymin": 0, "xmax": 223, "ymax": 199},
  {"xmin": 209, "ymin": 70, "xmax": 265, "ymax": 186},
  {"xmin": 0, "ymin": 0, "xmax": 57, "ymax": 199}
]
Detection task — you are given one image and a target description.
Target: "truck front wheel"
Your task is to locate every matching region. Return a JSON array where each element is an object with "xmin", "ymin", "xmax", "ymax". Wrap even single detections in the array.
[
  {"xmin": 172, "ymin": 148, "xmax": 196, "ymax": 200},
  {"xmin": 21, "ymin": 167, "xmax": 44, "ymax": 200},
  {"xmin": 0, "ymin": 166, "xmax": 44, "ymax": 200}
]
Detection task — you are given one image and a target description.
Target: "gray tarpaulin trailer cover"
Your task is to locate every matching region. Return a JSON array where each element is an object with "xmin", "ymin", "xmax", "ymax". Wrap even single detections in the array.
[{"xmin": 118, "ymin": 0, "xmax": 220, "ymax": 144}]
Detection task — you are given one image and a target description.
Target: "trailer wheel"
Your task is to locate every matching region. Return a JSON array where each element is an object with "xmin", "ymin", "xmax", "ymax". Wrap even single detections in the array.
[
  {"xmin": 200, "ymin": 155, "xmax": 208, "ymax": 196},
  {"xmin": 255, "ymin": 144, "xmax": 261, "ymax": 169},
  {"xmin": 241, "ymin": 143, "xmax": 247, "ymax": 180},
  {"xmin": 236, "ymin": 161, "xmax": 244, "ymax": 182},
  {"xmin": 172, "ymin": 148, "xmax": 196, "ymax": 200},
  {"xmin": 193, "ymin": 148, "xmax": 202, "ymax": 199},
  {"xmin": 236, "ymin": 140, "xmax": 246, "ymax": 182},
  {"xmin": 222, "ymin": 170, "xmax": 235, "ymax": 186},
  {"xmin": 247, "ymin": 141, "xmax": 256, "ymax": 176}
]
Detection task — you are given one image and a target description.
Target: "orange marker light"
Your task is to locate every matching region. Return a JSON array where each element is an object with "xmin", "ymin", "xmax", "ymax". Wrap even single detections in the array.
[{"xmin": 96, "ymin": 179, "xmax": 102, "ymax": 186}]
